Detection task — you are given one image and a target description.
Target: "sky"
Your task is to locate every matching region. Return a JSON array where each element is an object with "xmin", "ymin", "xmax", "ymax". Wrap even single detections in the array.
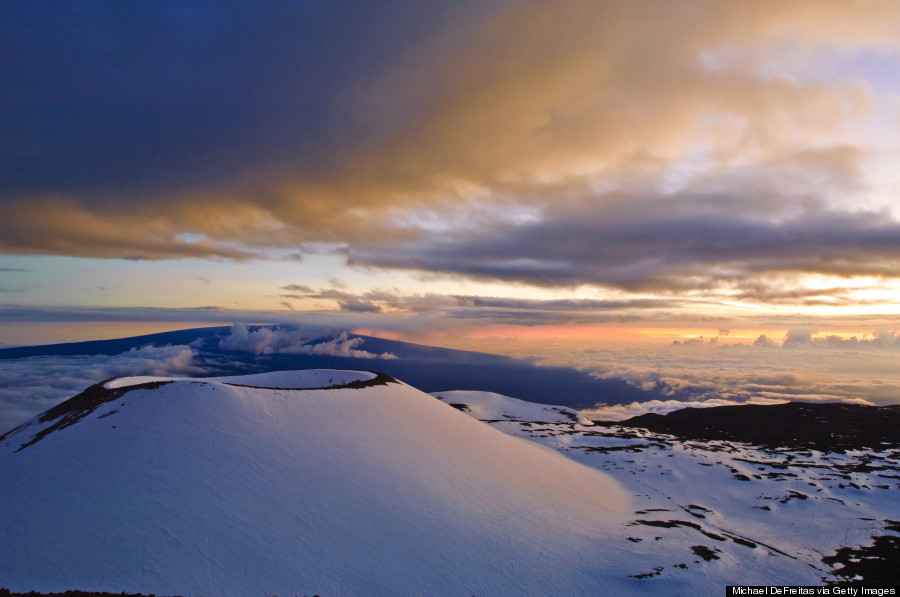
[{"xmin": 2, "ymin": 1, "xmax": 900, "ymax": 413}]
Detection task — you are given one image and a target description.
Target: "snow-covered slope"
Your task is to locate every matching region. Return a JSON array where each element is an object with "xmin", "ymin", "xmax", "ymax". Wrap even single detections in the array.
[
  {"xmin": 432, "ymin": 389, "xmax": 594, "ymax": 425},
  {"xmin": 0, "ymin": 370, "xmax": 634, "ymax": 597},
  {"xmin": 6, "ymin": 370, "xmax": 892, "ymax": 595},
  {"xmin": 464, "ymin": 400, "xmax": 900, "ymax": 588},
  {"xmin": 103, "ymin": 368, "xmax": 378, "ymax": 390}
]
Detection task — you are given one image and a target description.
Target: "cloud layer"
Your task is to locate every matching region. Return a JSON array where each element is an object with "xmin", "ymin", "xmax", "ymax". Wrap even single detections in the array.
[
  {"xmin": 2, "ymin": 0, "xmax": 900, "ymax": 300},
  {"xmin": 583, "ymin": 396, "xmax": 790, "ymax": 422},
  {"xmin": 351, "ymin": 192, "xmax": 900, "ymax": 291},
  {"xmin": 0, "ymin": 344, "xmax": 205, "ymax": 432},
  {"xmin": 540, "ymin": 338, "xmax": 900, "ymax": 421}
]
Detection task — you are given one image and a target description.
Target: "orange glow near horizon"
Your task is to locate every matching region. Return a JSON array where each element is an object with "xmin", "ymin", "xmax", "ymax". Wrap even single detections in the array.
[
  {"xmin": 467, "ymin": 325, "xmax": 883, "ymax": 342},
  {"xmin": 0, "ymin": 321, "xmax": 229, "ymax": 347},
  {"xmin": 356, "ymin": 325, "xmax": 889, "ymax": 356},
  {"xmin": 465, "ymin": 325, "xmax": 781, "ymax": 344},
  {"xmin": 7, "ymin": 322, "xmax": 879, "ymax": 352}
]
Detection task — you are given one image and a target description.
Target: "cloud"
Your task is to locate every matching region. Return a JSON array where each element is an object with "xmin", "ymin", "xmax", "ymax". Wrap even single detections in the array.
[
  {"xmin": 753, "ymin": 335, "xmax": 778, "ymax": 347},
  {"xmin": 781, "ymin": 327, "xmax": 900, "ymax": 348},
  {"xmin": 217, "ymin": 324, "xmax": 396, "ymax": 359},
  {"xmin": 0, "ymin": 344, "xmax": 206, "ymax": 433},
  {"xmin": 350, "ymin": 192, "xmax": 900, "ymax": 291},
  {"xmin": 783, "ymin": 328, "xmax": 816, "ymax": 345},
  {"xmin": 583, "ymin": 396, "xmax": 789, "ymax": 422},
  {"xmin": 528, "ymin": 338, "xmax": 900, "ymax": 416},
  {"xmin": 281, "ymin": 284, "xmax": 315, "ymax": 294},
  {"xmin": 338, "ymin": 299, "xmax": 383, "ymax": 313},
  {"xmin": 0, "ymin": 304, "xmax": 472, "ymax": 347},
  {"xmin": 2, "ymin": 0, "xmax": 899, "ymax": 302},
  {"xmin": 277, "ymin": 285, "xmax": 694, "ymax": 325},
  {"xmin": 583, "ymin": 392, "xmax": 878, "ymax": 422},
  {"xmin": 732, "ymin": 283, "xmax": 884, "ymax": 306}
]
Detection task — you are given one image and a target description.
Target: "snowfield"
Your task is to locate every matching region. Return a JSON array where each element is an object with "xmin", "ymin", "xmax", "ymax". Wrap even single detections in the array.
[
  {"xmin": 444, "ymin": 390, "xmax": 900, "ymax": 589},
  {"xmin": 1, "ymin": 370, "xmax": 634, "ymax": 597},
  {"xmin": 1, "ymin": 371, "xmax": 897, "ymax": 595}
]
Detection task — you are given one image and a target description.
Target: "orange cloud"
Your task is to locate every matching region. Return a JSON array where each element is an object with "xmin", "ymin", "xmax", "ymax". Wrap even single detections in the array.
[{"xmin": 3, "ymin": 0, "xmax": 900, "ymax": 298}]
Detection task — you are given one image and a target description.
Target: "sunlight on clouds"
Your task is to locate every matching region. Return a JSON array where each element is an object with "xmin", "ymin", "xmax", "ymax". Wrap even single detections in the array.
[
  {"xmin": 2, "ymin": 0, "xmax": 900, "ymax": 355},
  {"xmin": 4, "ymin": 1, "xmax": 900, "ymax": 272}
]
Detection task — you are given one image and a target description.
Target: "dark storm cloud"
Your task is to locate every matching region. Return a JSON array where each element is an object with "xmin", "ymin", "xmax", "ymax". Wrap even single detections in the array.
[
  {"xmin": 0, "ymin": 0, "xmax": 472, "ymax": 196},
  {"xmin": 0, "ymin": 0, "xmax": 492, "ymax": 259}
]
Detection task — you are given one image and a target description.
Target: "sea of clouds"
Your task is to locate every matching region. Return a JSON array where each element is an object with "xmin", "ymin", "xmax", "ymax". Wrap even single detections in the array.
[
  {"xmin": 0, "ymin": 345, "xmax": 204, "ymax": 433},
  {"xmin": 569, "ymin": 333, "xmax": 900, "ymax": 420}
]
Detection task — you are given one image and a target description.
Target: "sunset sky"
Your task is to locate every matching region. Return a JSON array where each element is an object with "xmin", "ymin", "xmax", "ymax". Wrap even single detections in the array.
[{"xmin": 3, "ymin": 0, "xmax": 900, "ymax": 356}]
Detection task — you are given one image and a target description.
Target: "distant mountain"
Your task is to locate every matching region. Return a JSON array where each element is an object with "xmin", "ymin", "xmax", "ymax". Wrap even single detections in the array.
[
  {"xmin": 0, "ymin": 370, "xmax": 633, "ymax": 596},
  {"xmin": 0, "ymin": 327, "xmax": 230, "ymax": 359},
  {"xmin": 0, "ymin": 325, "xmax": 654, "ymax": 409}
]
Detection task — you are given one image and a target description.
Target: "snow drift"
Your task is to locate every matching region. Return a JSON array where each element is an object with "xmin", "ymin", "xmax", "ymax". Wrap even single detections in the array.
[{"xmin": 0, "ymin": 370, "xmax": 632, "ymax": 597}]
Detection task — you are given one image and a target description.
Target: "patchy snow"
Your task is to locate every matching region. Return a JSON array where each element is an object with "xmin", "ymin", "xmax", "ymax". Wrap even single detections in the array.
[
  {"xmin": 466, "ymin": 410, "xmax": 900, "ymax": 589},
  {"xmin": 432, "ymin": 389, "xmax": 594, "ymax": 426},
  {"xmin": 1, "ymin": 371, "xmax": 633, "ymax": 597}
]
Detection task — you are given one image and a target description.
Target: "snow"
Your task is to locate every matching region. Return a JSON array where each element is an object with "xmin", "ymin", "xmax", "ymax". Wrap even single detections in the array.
[
  {"xmin": 2, "ymin": 371, "xmax": 896, "ymax": 595},
  {"xmin": 455, "ymin": 393, "xmax": 899, "ymax": 589},
  {"xmin": 432, "ymin": 389, "xmax": 594, "ymax": 425},
  {"xmin": 1, "ymin": 370, "xmax": 634, "ymax": 597},
  {"xmin": 104, "ymin": 368, "xmax": 376, "ymax": 389}
]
